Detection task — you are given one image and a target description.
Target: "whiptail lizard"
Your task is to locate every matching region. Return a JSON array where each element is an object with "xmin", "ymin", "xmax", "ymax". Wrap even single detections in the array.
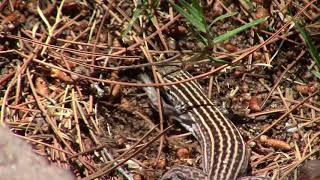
[{"xmin": 139, "ymin": 67, "xmax": 270, "ymax": 180}]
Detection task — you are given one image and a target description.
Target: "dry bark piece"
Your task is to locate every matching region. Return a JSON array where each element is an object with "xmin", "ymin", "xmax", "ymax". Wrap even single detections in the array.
[
  {"xmin": 62, "ymin": 0, "xmax": 82, "ymax": 12},
  {"xmin": 177, "ymin": 25, "xmax": 188, "ymax": 34},
  {"xmin": 254, "ymin": 7, "xmax": 269, "ymax": 29},
  {"xmin": 113, "ymin": 38, "xmax": 122, "ymax": 47},
  {"xmin": 212, "ymin": 0, "xmax": 223, "ymax": 17},
  {"xmin": 233, "ymin": 67, "xmax": 245, "ymax": 77},
  {"xmin": 253, "ymin": 51, "xmax": 263, "ymax": 61},
  {"xmin": 0, "ymin": 11, "xmax": 26, "ymax": 32},
  {"xmin": 110, "ymin": 84, "xmax": 122, "ymax": 99},
  {"xmin": 120, "ymin": 98, "xmax": 131, "ymax": 109},
  {"xmin": 83, "ymin": 138, "xmax": 93, "ymax": 150},
  {"xmin": 224, "ymin": 42, "xmax": 238, "ymax": 53},
  {"xmin": 176, "ymin": 147, "xmax": 190, "ymax": 159},
  {"xmin": 296, "ymin": 84, "xmax": 318, "ymax": 95},
  {"xmin": 260, "ymin": 135, "xmax": 291, "ymax": 151},
  {"xmin": 292, "ymin": 133, "xmax": 300, "ymax": 139},
  {"xmin": 35, "ymin": 77, "xmax": 49, "ymax": 96},
  {"xmin": 133, "ymin": 174, "xmax": 143, "ymax": 180},
  {"xmin": 156, "ymin": 159, "xmax": 166, "ymax": 169},
  {"xmin": 241, "ymin": 82, "xmax": 249, "ymax": 93},
  {"xmin": 143, "ymin": 158, "xmax": 166, "ymax": 169},
  {"xmin": 108, "ymin": 71, "xmax": 122, "ymax": 100},
  {"xmin": 255, "ymin": 7, "xmax": 269, "ymax": 18},
  {"xmin": 115, "ymin": 136, "xmax": 126, "ymax": 147},
  {"xmin": 26, "ymin": 0, "xmax": 56, "ymax": 16},
  {"xmin": 249, "ymin": 96, "xmax": 262, "ymax": 112},
  {"xmin": 50, "ymin": 69, "xmax": 73, "ymax": 83}
]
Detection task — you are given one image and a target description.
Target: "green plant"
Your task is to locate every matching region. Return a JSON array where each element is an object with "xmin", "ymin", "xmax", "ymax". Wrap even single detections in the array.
[
  {"xmin": 295, "ymin": 22, "xmax": 320, "ymax": 78},
  {"xmin": 122, "ymin": 0, "xmax": 159, "ymax": 38},
  {"xmin": 169, "ymin": 0, "xmax": 268, "ymax": 62}
]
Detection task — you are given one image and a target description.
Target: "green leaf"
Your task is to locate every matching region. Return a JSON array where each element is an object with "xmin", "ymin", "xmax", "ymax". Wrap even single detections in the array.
[
  {"xmin": 213, "ymin": 17, "xmax": 268, "ymax": 44},
  {"xmin": 295, "ymin": 22, "xmax": 320, "ymax": 68},
  {"xmin": 209, "ymin": 12, "xmax": 238, "ymax": 28}
]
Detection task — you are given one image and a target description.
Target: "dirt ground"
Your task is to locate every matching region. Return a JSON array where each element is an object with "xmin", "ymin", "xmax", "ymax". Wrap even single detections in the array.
[{"xmin": 0, "ymin": 0, "xmax": 319, "ymax": 180}]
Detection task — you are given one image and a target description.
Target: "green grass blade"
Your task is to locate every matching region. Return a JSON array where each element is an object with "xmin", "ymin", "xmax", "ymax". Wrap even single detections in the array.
[
  {"xmin": 191, "ymin": 0, "xmax": 204, "ymax": 19},
  {"xmin": 122, "ymin": 3, "xmax": 142, "ymax": 37},
  {"xmin": 170, "ymin": 0, "xmax": 207, "ymax": 33},
  {"xmin": 209, "ymin": 12, "xmax": 238, "ymax": 28},
  {"xmin": 197, "ymin": 33, "xmax": 209, "ymax": 46},
  {"xmin": 213, "ymin": 17, "xmax": 268, "ymax": 44},
  {"xmin": 295, "ymin": 22, "xmax": 320, "ymax": 68},
  {"xmin": 179, "ymin": 0, "xmax": 202, "ymax": 22},
  {"xmin": 209, "ymin": 57, "xmax": 229, "ymax": 64},
  {"xmin": 313, "ymin": 71, "xmax": 320, "ymax": 79}
]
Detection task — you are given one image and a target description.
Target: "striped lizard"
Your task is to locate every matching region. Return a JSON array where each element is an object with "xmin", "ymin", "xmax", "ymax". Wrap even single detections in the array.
[{"xmin": 139, "ymin": 66, "xmax": 271, "ymax": 180}]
